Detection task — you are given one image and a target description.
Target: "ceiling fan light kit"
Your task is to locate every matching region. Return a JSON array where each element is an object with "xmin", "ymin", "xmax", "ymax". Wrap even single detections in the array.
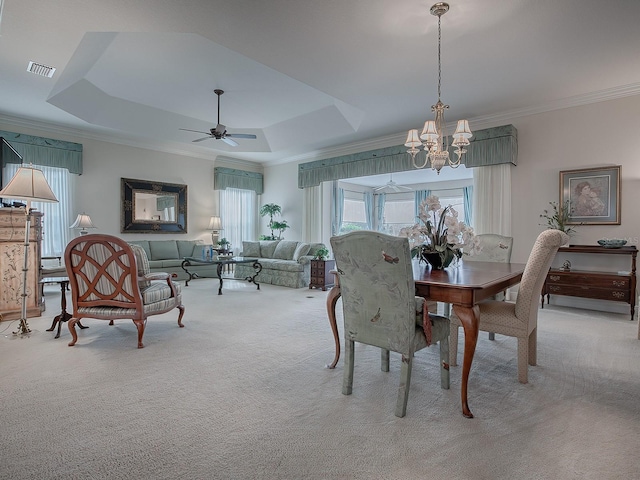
[
  {"xmin": 180, "ymin": 89, "xmax": 257, "ymax": 147},
  {"xmin": 405, "ymin": 2, "xmax": 472, "ymax": 174}
]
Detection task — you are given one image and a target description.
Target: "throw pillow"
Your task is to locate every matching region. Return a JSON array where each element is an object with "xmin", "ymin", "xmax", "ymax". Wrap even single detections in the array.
[
  {"xmin": 273, "ymin": 240, "xmax": 299, "ymax": 260},
  {"xmin": 259, "ymin": 240, "xmax": 280, "ymax": 258},
  {"xmin": 149, "ymin": 240, "xmax": 180, "ymax": 260},
  {"xmin": 292, "ymin": 242, "xmax": 311, "ymax": 261},
  {"xmin": 242, "ymin": 241, "xmax": 261, "ymax": 257}
]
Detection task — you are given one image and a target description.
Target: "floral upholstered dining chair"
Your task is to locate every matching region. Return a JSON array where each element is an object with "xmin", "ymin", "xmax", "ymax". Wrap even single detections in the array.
[
  {"xmin": 64, "ymin": 234, "xmax": 185, "ymax": 348},
  {"xmin": 331, "ymin": 231, "xmax": 450, "ymax": 418}
]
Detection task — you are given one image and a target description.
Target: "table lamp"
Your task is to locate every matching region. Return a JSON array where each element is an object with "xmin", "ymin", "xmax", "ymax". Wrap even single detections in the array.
[
  {"xmin": 70, "ymin": 212, "xmax": 97, "ymax": 235},
  {"xmin": 208, "ymin": 215, "xmax": 223, "ymax": 246},
  {"xmin": 0, "ymin": 165, "xmax": 58, "ymax": 335}
]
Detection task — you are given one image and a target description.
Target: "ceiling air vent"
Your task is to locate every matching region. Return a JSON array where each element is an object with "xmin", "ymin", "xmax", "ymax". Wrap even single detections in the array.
[{"xmin": 27, "ymin": 61, "xmax": 56, "ymax": 78}]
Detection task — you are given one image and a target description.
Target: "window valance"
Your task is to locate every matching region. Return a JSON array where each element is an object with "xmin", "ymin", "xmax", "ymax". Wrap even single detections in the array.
[
  {"xmin": 298, "ymin": 124, "xmax": 517, "ymax": 188},
  {"xmin": 214, "ymin": 167, "xmax": 264, "ymax": 195},
  {"xmin": 0, "ymin": 130, "xmax": 83, "ymax": 174}
]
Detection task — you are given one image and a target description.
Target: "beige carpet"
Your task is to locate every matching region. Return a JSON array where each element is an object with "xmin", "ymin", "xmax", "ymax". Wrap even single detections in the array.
[{"xmin": 1, "ymin": 279, "xmax": 639, "ymax": 480}]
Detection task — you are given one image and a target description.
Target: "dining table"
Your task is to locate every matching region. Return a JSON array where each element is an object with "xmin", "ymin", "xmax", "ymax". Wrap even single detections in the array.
[{"xmin": 326, "ymin": 259, "xmax": 527, "ymax": 418}]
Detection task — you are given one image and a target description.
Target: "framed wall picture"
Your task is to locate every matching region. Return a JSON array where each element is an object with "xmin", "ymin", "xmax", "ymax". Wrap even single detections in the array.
[{"xmin": 560, "ymin": 166, "xmax": 621, "ymax": 225}]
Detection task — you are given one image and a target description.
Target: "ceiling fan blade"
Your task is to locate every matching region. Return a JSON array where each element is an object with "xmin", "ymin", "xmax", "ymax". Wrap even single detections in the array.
[
  {"xmin": 222, "ymin": 137, "xmax": 239, "ymax": 147},
  {"xmin": 226, "ymin": 133, "xmax": 257, "ymax": 139},
  {"xmin": 180, "ymin": 128, "xmax": 210, "ymax": 135},
  {"xmin": 192, "ymin": 136, "xmax": 213, "ymax": 142}
]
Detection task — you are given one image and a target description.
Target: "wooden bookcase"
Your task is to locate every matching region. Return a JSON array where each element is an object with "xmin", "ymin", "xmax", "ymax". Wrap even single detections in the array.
[
  {"xmin": 309, "ymin": 259, "xmax": 336, "ymax": 291},
  {"xmin": 541, "ymin": 244, "xmax": 637, "ymax": 320}
]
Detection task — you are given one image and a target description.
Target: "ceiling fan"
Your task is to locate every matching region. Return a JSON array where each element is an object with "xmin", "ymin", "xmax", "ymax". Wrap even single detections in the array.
[
  {"xmin": 373, "ymin": 174, "xmax": 413, "ymax": 193},
  {"xmin": 180, "ymin": 89, "xmax": 257, "ymax": 147}
]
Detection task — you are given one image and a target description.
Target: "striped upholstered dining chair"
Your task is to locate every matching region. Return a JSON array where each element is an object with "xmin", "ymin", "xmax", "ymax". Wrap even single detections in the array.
[{"xmin": 64, "ymin": 234, "xmax": 185, "ymax": 348}]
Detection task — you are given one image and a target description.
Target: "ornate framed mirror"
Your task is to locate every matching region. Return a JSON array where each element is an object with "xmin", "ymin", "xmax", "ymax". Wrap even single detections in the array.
[{"xmin": 121, "ymin": 178, "xmax": 187, "ymax": 233}]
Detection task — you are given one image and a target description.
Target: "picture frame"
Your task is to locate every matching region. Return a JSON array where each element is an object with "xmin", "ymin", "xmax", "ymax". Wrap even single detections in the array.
[
  {"xmin": 121, "ymin": 178, "xmax": 188, "ymax": 233},
  {"xmin": 559, "ymin": 166, "xmax": 621, "ymax": 225}
]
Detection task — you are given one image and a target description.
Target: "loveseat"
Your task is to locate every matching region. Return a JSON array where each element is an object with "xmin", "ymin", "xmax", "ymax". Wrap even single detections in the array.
[
  {"xmin": 234, "ymin": 240, "xmax": 326, "ymax": 288},
  {"xmin": 128, "ymin": 239, "xmax": 218, "ymax": 281}
]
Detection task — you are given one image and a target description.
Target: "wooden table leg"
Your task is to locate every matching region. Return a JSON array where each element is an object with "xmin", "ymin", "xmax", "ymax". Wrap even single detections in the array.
[
  {"xmin": 452, "ymin": 304, "xmax": 480, "ymax": 419},
  {"xmin": 325, "ymin": 283, "xmax": 341, "ymax": 369},
  {"xmin": 46, "ymin": 281, "xmax": 87, "ymax": 338}
]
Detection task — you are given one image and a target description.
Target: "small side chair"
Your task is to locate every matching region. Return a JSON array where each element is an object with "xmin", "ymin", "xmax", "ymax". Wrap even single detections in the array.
[
  {"xmin": 331, "ymin": 231, "xmax": 450, "ymax": 418},
  {"xmin": 449, "ymin": 233, "xmax": 513, "ymax": 359},
  {"xmin": 452, "ymin": 229, "xmax": 567, "ymax": 383},
  {"xmin": 64, "ymin": 234, "xmax": 185, "ymax": 348}
]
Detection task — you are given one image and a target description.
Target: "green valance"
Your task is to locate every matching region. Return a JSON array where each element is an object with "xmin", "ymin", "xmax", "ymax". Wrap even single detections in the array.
[
  {"xmin": 298, "ymin": 124, "xmax": 517, "ymax": 188},
  {"xmin": 156, "ymin": 196, "xmax": 175, "ymax": 210},
  {"xmin": 0, "ymin": 130, "xmax": 83, "ymax": 174},
  {"xmin": 214, "ymin": 167, "xmax": 264, "ymax": 195}
]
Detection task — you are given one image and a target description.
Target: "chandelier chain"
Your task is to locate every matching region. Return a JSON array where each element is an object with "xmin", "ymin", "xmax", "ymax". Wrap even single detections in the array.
[{"xmin": 437, "ymin": 14, "xmax": 442, "ymax": 101}]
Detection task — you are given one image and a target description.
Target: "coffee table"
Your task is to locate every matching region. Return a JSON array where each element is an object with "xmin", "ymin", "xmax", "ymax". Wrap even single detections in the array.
[{"xmin": 181, "ymin": 256, "xmax": 262, "ymax": 294}]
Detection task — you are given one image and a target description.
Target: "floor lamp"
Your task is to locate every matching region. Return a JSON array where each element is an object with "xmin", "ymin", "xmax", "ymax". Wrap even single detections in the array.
[{"xmin": 0, "ymin": 165, "xmax": 58, "ymax": 335}]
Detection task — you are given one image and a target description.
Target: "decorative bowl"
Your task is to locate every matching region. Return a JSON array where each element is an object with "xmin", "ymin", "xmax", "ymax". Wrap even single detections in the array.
[{"xmin": 597, "ymin": 239, "xmax": 627, "ymax": 249}]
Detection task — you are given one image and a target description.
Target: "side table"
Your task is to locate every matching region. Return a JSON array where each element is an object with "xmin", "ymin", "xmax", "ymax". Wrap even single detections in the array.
[{"xmin": 40, "ymin": 276, "xmax": 87, "ymax": 338}]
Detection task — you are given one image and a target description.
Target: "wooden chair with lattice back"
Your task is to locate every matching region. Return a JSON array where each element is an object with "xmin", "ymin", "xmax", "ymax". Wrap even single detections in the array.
[{"xmin": 64, "ymin": 234, "xmax": 184, "ymax": 348}]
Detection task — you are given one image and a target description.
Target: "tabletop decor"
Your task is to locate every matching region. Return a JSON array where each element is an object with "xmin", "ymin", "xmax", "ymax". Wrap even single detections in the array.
[{"xmin": 399, "ymin": 195, "xmax": 476, "ymax": 269}]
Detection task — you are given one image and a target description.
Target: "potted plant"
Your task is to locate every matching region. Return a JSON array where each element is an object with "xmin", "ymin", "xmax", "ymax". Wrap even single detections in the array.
[
  {"xmin": 313, "ymin": 247, "xmax": 329, "ymax": 261},
  {"xmin": 271, "ymin": 220, "xmax": 290, "ymax": 240},
  {"xmin": 539, "ymin": 200, "xmax": 577, "ymax": 235},
  {"xmin": 217, "ymin": 237, "xmax": 231, "ymax": 254},
  {"xmin": 259, "ymin": 203, "xmax": 290, "ymax": 240}
]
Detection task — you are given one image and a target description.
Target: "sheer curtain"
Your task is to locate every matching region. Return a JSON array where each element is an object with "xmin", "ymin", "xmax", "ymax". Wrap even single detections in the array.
[
  {"xmin": 364, "ymin": 191, "xmax": 374, "ymax": 230},
  {"xmin": 376, "ymin": 193, "xmax": 386, "ymax": 231},
  {"xmin": 219, "ymin": 188, "xmax": 256, "ymax": 252},
  {"xmin": 463, "ymin": 185, "xmax": 473, "ymax": 226},
  {"xmin": 3, "ymin": 163, "xmax": 74, "ymax": 257},
  {"xmin": 302, "ymin": 185, "xmax": 322, "ymax": 242},
  {"xmin": 472, "ymin": 164, "xmax": 512, "ymax": 235},
  {"xmin": 331, "ymin": 181, "xmax": 344, "ymax": 236},
  {"xmin": 415, "ymin": 189, "xmax": 430, "ymax": 219}
]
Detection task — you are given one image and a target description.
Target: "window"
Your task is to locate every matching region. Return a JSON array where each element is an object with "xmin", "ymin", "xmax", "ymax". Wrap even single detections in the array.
[
  {"xmin": 381, "ymin": 198, "xmax": 414, "ymax": 236},
  {"xmin": 219, "ymin": 188, "xmax": 256, "ymax": 251},
  {"xmin": 3, "ymin": 163, "xmax": 74, "ymax": 257},
  {"xmin": 340, "ymin": 197, "xmax": 367, "ymax": 233},
  {"xmin": 380, "ymin": 190, "xmax": 467, "ymax": 236}
]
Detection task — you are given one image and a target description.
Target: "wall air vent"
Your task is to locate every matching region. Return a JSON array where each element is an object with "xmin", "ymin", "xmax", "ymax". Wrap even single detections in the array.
[{"xmin": 27, "ymin": 61, "xmax": 56, "ymax": 78}]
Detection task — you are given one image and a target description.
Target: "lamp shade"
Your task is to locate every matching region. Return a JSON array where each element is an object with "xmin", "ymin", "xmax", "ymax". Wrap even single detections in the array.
[
  {"xmin": 208, "ymin": 216, "xmax": 222, "ymax": 231},
  {"xmin": 70, "ymin": 213, "xmax": 97, "ymax": 233},
  {"xmin": 0, "ymin": 165, "xmax": 58, "ymax": 203}
]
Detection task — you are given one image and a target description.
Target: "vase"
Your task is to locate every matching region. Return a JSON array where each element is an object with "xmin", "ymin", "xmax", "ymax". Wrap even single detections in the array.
[{"xmin": 421, "ymin": 251, "xmax": 455, "ymax": 270}]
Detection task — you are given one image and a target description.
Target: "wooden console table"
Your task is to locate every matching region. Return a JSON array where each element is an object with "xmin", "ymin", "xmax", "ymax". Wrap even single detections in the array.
[{"xmin": 541, "ymin": 245, "xmax": 637, "ymax": 320}]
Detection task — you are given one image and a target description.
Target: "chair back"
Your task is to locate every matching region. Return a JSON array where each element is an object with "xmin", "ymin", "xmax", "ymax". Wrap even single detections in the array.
[
  {"xmin": 65, "ymin": 234, "xmax": 143, "ymax": 312},
  {"xmin": 331, "ymin": 231, "xmax": 416, "ymax": 355},
  {"xmin": 515, "ymin": 230, "xmax": 569, "ymax": 322},
  {"xmin": 465, "ymin": 234, "xmax": 513, "ymax": 263}
]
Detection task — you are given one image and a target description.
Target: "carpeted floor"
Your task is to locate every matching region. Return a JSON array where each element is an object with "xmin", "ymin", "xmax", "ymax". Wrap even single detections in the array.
[{"xmin": 1, "ymin": 279, "xmax": 639, "ymax": 480}]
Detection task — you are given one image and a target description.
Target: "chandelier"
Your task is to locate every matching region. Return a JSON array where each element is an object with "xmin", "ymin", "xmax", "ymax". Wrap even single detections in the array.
[{"xmin": 405, "ymin": 2, "xmax": 472, "ymax": 174}]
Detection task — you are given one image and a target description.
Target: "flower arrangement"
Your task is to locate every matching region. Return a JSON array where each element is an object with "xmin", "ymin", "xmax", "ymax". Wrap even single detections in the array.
[
  {"xmin": 399, "ymin": 195, "xmax": 477, "ymax": 269},
  {"xmin": 539, "ymin": 200, "xmax": 577, "ymax": 235}
]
